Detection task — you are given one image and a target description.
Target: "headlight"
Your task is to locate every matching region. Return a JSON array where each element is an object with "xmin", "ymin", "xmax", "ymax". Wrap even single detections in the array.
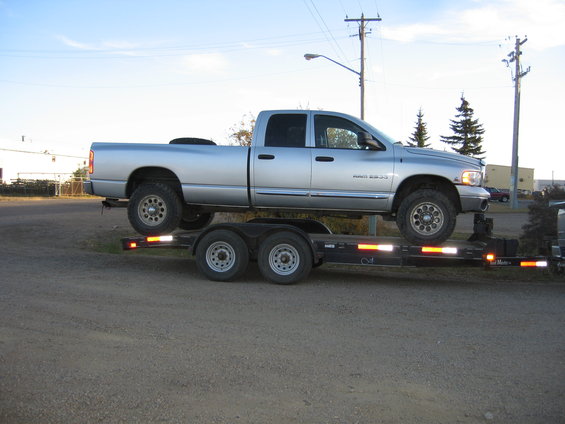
[{"xmin": 461, "ymin": 170, "xmax": 482, "ymax": 186}]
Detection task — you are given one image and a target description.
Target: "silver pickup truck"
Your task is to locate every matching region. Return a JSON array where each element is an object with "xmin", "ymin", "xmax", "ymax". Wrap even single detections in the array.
[{"xmin": 85, "ymin": 110, "xmax": 489, "ymax": 245}]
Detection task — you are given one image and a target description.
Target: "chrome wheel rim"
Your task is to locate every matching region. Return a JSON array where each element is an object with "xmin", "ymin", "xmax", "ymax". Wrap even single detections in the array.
[
  {"xmin": 409, "ymin": 201, "xmax": 444, "ymax": 236},
  {"xmin": 138, "ymin": 194, "xmax": 167, "ymax": 227}
]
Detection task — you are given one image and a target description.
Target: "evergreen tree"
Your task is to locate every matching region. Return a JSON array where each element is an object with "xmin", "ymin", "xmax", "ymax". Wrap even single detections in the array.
[
  {"xmin": 407, "ymin": 108, "xmax": 431, "ymax": 148},
  {"xmin": 441, "ymin": 95, "xmax": 485, "ymax": 158}
]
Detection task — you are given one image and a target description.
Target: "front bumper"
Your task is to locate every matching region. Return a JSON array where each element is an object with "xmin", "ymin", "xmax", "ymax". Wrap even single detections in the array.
[{"xmin": 457, "ymin": 185, "xmax": 490, "ymax": 212}]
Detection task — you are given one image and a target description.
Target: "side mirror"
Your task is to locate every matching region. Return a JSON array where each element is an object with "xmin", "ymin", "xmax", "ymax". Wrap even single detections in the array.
[{"xmin": 357, "ymin": 132, "xmax": 384, "ymax": 150}]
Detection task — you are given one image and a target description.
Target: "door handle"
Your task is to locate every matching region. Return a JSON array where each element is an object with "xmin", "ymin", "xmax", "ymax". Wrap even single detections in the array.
[
  {"xmin": 258, "ymin": 154, "xmax": 275, "ymax": 160},
  {"xmin": 315, "ymin": 156, "xmax": 334, "ymax": 162}
]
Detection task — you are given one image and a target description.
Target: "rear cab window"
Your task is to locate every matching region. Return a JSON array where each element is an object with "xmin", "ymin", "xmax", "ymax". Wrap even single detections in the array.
[{"xmin": 264, "ymin": 114, "xmax": 307, "ymax": 148}]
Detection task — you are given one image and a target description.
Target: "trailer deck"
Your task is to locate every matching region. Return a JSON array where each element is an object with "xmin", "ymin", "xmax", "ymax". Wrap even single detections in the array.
[{"xmin": 120, "ymin": 213, "xmax": 562, "ymax": 284}]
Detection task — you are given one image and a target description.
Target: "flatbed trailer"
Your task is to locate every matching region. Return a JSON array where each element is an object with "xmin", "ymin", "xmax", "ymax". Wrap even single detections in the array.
[{"xmin": 120, "ymin": 213, "xmax": 563, "ymax": 284}]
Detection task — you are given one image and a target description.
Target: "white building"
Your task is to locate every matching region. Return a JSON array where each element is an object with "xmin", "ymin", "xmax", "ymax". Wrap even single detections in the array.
[{"xmin": 0, "ymin": 139, "xmax": 88, "ymax": 184}]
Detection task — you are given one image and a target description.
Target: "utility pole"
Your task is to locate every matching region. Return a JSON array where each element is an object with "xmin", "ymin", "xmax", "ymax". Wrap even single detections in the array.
[
  {"xmin": 503, "ymin": 36, "xmax": 530, "ymax": 209},
  {"xmin": 344, "ymin": 13, "xmax": 381, "ymax": 235},
  {"xmin": 344, "ymin": 13, "xmax": 381, "ymax": 120}
]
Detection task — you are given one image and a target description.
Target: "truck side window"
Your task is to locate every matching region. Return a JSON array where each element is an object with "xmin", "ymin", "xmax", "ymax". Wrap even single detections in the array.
[
  {"xmin": 315, "ymin": 115, "xmax": 365, "ymax": 150},
  {"xmin": 265, "ymin": 114, "xmax": 307, "ymax": 148}
]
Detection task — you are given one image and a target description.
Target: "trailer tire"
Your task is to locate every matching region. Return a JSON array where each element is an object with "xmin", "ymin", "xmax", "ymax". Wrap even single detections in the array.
[
  {"xmin": 196, "ymin": 230, "xmax": 249, "ymax": 281},
  {"xmin": 258, "ymin": 231, "xmax": 312, "ymax": 284},
  {"xmin": 396, "ymin": 188, "xmax": 456, "ymax": 245},
  {"xmin": 128, "ymin": 183, "xmax": 182, "ymax": 236}
]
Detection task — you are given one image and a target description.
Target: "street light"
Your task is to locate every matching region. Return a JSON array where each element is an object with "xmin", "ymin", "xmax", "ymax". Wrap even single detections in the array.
[{"xmin": 304, "ymin": 53, "xmax": 365, "ymax": 120}]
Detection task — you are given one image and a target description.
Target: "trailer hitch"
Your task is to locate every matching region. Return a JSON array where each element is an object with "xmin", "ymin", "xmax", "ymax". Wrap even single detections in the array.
[{"xmin": 467, "ymin": 213, "xmax": 493, "ymax": 242}]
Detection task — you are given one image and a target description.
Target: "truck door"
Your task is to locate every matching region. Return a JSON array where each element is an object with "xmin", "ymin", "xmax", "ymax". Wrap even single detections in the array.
[
  {"xmin": 251, "ymin": 113, "xmax": 312, "ymax": 208},
  {"xmin": 310, "ymin": 114, "xmax": 394, "ymax": 212}
]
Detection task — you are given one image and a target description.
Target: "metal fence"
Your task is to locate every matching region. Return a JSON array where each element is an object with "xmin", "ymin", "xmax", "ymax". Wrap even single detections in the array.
[{"xmin": 0, "ymin": 178, "xmax": 87, "ymax": 197}]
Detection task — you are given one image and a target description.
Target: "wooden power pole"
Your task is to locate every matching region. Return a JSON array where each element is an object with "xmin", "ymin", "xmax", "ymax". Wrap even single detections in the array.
[
  {"xmin": 344, "ymin": 13, "xmax": 381, "ymax": 120},
  {"xmin": 503, "ymin": 36, "xmax": 530, "ymax": 209},
  {"xmin": 345, "ymin": 13, "xmax": 381, "ymax": 235}
]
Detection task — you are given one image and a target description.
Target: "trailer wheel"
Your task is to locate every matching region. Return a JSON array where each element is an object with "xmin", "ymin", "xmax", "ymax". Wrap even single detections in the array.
[
  {"xmin": 128, "ymin": 183, "xmax": 182, "ymax": 236},
  {"xmin": 396, "ymin": 188, "xmax": 456, "ymax": 245},
  {"xmin": 258, "ymin": 231, "xmax": 312, "ymax": 284},
  {"xmin": 196, "ymin": 230, "xmax": 249, "ymax": 281}
]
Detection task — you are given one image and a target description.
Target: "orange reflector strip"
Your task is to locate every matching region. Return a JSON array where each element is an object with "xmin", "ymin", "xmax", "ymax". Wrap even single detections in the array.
[
  {"xmin": 421, "ymin": 246, "xmax": 458, "ymax": 255},
  {"xmin": 486, "ymin": 253, "xmax": 495, "ymax": 262},
  {"xmin": 146, "ymin": 235, "xmax": 174, "ymax": 243},
  {"xmin": 358, "ymin": 244, "xmax": 394, "ymax": 252},
  {"xmin": 520, "ymin": 261, "xmax": 548, "ymax": 268},
  {"xmin": 129, "ymin": 242, "xmax": 137, "ymax": 249}
]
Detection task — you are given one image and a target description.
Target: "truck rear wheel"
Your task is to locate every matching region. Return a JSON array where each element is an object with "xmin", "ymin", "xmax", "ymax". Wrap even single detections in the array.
[
  {"xmin": 179, "ymin": 209, "xmax": 214, "ymax": 230},
  {"xmin": 128, "ymin": 183, "xmax": 182, "ymax": 236},
  {"xmin": 195, "ymin": 230, "xmax": 249, "ymax": 281},
  {"xmin": 396, "ymin": 189, "xmax": 456, "ymax": 245},
  {"xmin": 258, "ymin": 231, "xmax": 312, "ymax": 284}
]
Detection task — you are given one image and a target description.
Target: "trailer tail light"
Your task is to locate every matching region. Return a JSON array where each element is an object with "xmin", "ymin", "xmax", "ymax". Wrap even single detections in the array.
[
  {"xmin": 146, "ymin": 235, "xmax": 174, "ymax": 243},
  {"xmin": 485, "ymin": 253, "xmax": 495, "ymax": 262},
  {"xmin": 89, "ymin": 150, "xmax": 94, "ymax": 174},
  {"xmin": 358, "ymin": 244, "xmax": 394, "ymax": 252},
  {"xmin": 129, "ymin": 242, "xmax": 138, "ymax": 249},
  {"xmin": 421, "ymin": 246, "xmax": 458, "ymax": 255},
  {"xmin": 520, "ymin": 260, "xmax": 548, "ymax": 268}
]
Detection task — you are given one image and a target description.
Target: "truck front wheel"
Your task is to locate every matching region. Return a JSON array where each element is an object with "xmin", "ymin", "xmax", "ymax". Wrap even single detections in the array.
[
  {"xmin": 396, "ymin": 189, "xmax": 456, "ymax": 245},
  {"xmin": 128, "ymin": 183, "xmax": 182, "ymax": 236}
]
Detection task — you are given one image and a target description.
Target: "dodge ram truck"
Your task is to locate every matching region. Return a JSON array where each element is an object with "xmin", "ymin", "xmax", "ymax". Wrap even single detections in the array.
[{"xmin": 85, "ymin": 110, "xmax": 489, "ymax": 245}]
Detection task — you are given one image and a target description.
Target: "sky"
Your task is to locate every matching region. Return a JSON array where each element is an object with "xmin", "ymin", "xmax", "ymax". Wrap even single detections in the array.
[{"xmin": 1, "ymin": 0, "xmax": 564, "ymax": 183}]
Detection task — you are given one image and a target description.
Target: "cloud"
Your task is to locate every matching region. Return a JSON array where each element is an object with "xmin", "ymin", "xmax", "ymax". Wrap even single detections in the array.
[
  {"xmin": 382, "ymin": 0, "xmax": 565, "ymax": 50},
  {"xmin": 180, "ymin": 53, "xmax": 229, "ymax": 75},
  {"xmin": 55, "ymin": 35, "xmax": 158, "ymax": 56},
  {"xmin": 265, "ymin": 49, "xmax": 282, "ymax": 56},
  {"xmin": 56, "ymin": 35, "xmax": 99, "ymax": 50}
]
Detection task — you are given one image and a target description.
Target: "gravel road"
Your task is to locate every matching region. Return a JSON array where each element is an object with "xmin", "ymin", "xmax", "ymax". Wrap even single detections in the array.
[{"xmin": 1, "ymin": 199, "xmax": 564, "ymax": 424}]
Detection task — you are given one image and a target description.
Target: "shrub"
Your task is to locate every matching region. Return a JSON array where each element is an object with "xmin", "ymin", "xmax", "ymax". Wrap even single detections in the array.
[{"xmin": 519, "ymin": 185, "xmax": 565, "ymax": 255}]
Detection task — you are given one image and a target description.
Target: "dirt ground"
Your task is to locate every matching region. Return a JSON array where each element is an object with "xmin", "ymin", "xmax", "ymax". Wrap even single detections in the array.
[{"xmin": 1, "ymin": 198, "xmax": 564, "ymax": 423}]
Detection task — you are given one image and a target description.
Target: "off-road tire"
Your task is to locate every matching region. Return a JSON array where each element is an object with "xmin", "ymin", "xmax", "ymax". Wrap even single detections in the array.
[
  {"xmin": 396, "ymin": 189, "xmax": 457, "ymax": 245},
  {"xmin": 128, "ymin": 183, "xmax": 182, "ymax": 236}
]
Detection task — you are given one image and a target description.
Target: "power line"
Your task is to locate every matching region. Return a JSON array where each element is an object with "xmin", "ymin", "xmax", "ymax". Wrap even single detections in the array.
[
  {"xmin": 0, "ymin": 30, "xmax": 350, "ymax": 59},
  {"xmin": 310, "ymin": 0, "xmax": 349, "ymax": 61},
  {"xmin": 303, "ymin": 0, "xmax": 348, "ymax": 62},
  {"xmin": 0, "ymin": 148, "xmax": 86, "ymax": 159}
]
